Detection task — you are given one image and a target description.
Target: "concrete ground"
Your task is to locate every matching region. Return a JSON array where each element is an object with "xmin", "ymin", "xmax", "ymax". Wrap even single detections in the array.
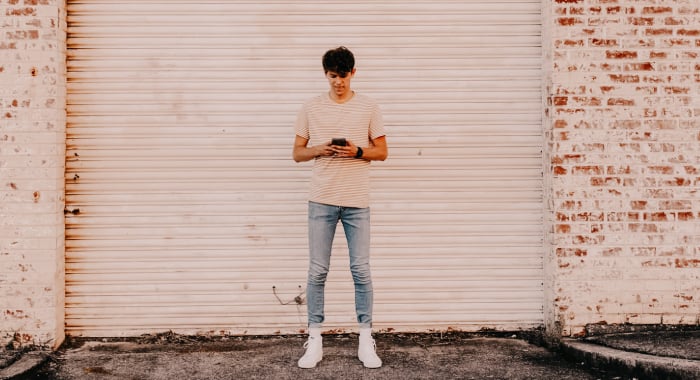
[
  {"xmin": 3, "ymin": 331, "xmax": 618, "ymax": 380},
  {"xmin": 586, "ymin": 329, "xmax": 700, "ymax": 360},
  {"xmin": 2, "ymin": 328, "xmax": 699, "ymax": 380},
  {"xmin": 561, "ymin": 326, "xmax": 700, "ymax": 380}
]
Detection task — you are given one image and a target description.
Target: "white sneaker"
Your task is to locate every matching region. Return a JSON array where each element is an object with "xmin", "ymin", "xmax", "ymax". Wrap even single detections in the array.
[
  {"xmin": 298, "ymin": 335, "xmax": 323, "ymax": 368},
  {"xmin": 358, "ymin": 331, "xmax": 382, "ymax": 368}
]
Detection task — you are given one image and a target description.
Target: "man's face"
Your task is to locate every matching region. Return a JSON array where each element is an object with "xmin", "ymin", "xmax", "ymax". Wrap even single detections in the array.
[{"xmin": 326, "ymin": 69, "xmax": 355, "ymax": 98}]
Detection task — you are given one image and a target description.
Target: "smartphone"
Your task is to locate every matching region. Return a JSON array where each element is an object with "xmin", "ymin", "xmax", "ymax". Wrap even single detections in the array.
[{"xmin": 331, "ymin": 137, "xmax": 347, "ymax": 146}]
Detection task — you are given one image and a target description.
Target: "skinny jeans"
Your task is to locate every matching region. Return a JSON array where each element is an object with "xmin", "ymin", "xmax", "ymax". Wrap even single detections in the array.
[{"xmin": 306, "ymin": 201, "xmax": 373, "ymax": 328}]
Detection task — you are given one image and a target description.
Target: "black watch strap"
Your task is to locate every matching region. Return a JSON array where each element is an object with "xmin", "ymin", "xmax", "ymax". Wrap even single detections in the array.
[{"xmin": 355, "ymin": 147, "xmax": 364, "ymax": 158}]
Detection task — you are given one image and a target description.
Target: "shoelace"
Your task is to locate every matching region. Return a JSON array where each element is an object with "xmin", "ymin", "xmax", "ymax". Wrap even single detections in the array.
[{"xmin": 303, "ymin": 337, "xmax": 318, "ymax": 349}]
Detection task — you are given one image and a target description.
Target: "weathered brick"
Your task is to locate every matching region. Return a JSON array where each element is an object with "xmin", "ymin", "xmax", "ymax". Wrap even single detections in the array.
[
  {"xmin": 5, "ymin": 8, "xmax": 37, "ymax": 17},
  {"xmin": 558, "ymin": 17, "xmax": 585, "ymax": 26},
  {"xmin": 606, "ymin": 50, "xmax": 637, "ymax": 59},
  {"xmin": 642, "ymin": 7, "xmax": 673, "ymax": 15},
  {"xmin": 677, "ymin": 29, "xmax": 700, "ymax": 36},
  {"xmin": 590, "ymin": 38, "xmax": 618, "ymax": 47},
  {"xmin": 645, "ymin": 28, "xmax": 674, "ymax": 36},
  {"xmin": 607, "ymin": 98, "xmax": 635, "ymax": 106},
  {"xmin": 628, "ymin": 17, "xmax": 654, "ymax": 26},
  {"xmin": 608, "ymin": 74, "xmax": 639, "ymax": 83}
]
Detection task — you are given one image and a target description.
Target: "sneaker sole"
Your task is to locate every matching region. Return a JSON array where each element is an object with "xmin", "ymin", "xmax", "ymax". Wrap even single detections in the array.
[
  {"xmin": 361, "ymin": 361, "xmax": 382, "ymax": 369},
  {"xmin": 359, "ymin": 356, "xmax": 382, "ymax": 369},
  {"xmin": 298, "ymin": 355, "xmax": 323, "ymax": 369}
]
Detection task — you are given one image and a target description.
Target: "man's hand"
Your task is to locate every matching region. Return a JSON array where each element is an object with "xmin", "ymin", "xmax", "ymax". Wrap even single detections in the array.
[
  {"xmin": 331, "ymin": 139, "xmax": 359, "ymax": 158},
  {"xmin": 294, "ymin": 136, "xmax": 335, "ymax": 162},
  {"xmin": 315, "ymin": 142, "xmax": 336, "ymax": 157}
]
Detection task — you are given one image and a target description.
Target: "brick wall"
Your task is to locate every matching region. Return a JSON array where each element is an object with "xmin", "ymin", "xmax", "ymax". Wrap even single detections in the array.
[
  {"xmin": 0, "ymin": 0, "xmax": 66, "ymax": 348},
  {"xmin": 544, "ymin": 0, "xmax": 700, "ymax": 336}
]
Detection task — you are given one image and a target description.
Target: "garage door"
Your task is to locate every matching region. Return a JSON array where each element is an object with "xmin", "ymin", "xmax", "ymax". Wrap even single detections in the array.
[{"xmin": 66, "ymin": 0, "xmax": 543, "ymax": 336}]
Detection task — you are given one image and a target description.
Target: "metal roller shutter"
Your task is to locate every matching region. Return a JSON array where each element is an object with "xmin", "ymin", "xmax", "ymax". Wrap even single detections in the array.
[{"xmin": 66, "ymin": 0, "xmax": 543, "ymax": 336}]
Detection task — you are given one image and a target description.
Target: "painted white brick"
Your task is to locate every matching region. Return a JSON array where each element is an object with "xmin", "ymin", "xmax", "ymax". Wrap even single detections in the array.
[
  {"xmin": 544, "ymin": 0, "xmax": 700, "ymax": 336},
  {"xmin": 0, "ymin": 1, "xmax": 66, "ymax": 349}
]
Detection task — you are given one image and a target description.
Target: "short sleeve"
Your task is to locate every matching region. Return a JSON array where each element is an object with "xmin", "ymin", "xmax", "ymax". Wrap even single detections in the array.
[
  {"xmin": 294, "ymin": 103, "xmax": 310, "ymax": 139},
  {"xmin": 368, "ymin": 103, "xmax": 385, "ymax": 140}
]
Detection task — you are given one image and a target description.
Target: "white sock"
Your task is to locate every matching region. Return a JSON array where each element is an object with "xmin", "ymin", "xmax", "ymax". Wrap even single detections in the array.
[
  {"xmin": 359, "ymin": 327, "xmax": 372, "ymax": 338},
  {"xmin": 309, "ymin": 327, "xmax": 322, "ymax": 339}
]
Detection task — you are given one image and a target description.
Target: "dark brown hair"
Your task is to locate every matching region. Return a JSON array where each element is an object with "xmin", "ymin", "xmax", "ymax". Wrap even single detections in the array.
[{"xmin": 322, "ymin": 46, "xmax": 355, "ymax": 77}]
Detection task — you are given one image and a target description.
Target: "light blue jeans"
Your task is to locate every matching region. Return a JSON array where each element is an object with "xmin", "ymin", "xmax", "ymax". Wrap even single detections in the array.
[{"xmin": 306, "ymin": 201, "xmax": 373, "ymax": 329}]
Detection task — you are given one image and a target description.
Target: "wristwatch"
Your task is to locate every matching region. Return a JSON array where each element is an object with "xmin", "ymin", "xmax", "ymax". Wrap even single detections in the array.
[{"xmin": 355, "ymin": 147, "xmax": 364, "ymax": 158}]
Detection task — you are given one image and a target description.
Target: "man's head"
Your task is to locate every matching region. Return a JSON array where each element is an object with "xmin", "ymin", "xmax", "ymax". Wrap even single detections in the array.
[
  {"xmin": 323, "ymin": 46, "xmax": 356, "ymax": 99},
  {"xmin": 322, "ymin": 46, "xmax": 355, "ymax": 77}
]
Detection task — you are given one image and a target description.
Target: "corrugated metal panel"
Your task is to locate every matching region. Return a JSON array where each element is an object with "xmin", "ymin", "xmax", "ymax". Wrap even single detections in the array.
[{"xmin": 65, "ymin": 0, "xmax": 543, "ymax": 336}]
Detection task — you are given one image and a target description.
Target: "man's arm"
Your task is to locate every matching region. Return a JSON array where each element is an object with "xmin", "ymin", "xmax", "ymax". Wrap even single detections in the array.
[
  {"xmin": 361, "ymin": 135, "xmax": 388, "ymax": 161},
  {"xmin": 292, "ymin": 135, "xmax": 335, "ymax": 162}
]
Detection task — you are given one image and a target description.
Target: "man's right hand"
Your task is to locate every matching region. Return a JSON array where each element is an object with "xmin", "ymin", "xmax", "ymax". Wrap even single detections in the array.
[{"xmin": 293, "ymin": 136, "xmax": 335, "ymax": 162}]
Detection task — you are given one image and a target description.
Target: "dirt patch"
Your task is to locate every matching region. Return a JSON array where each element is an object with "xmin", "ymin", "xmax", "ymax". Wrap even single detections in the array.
[
  {"xmin": 62, "ymin": 328, "xmax": 547, "ymax": 351},
  {"xmin": 1, "ymin": 333, "xmax": 48, "ymax": 371}
]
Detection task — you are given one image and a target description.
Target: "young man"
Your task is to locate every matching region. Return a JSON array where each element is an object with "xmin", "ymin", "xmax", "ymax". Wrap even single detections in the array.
[{"xmin": 292, "ymin": 46, "xmax": 388, "ymax": 369}]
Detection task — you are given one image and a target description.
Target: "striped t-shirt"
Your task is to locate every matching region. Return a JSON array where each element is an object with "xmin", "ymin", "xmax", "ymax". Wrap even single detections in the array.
[{"xmin": 295, "ymin": 92, "xmax": 385, "ymax": 208}]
